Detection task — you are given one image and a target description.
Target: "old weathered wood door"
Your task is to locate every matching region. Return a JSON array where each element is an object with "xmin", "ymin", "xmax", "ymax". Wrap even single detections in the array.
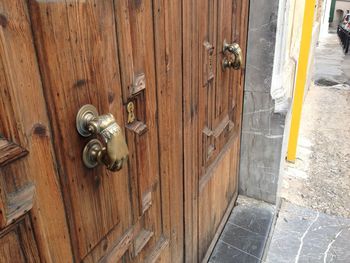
[
  {"xmin": 0, "ymin": 0, "xmax": 183, "ymax": 262},
  {"xmin": 183, "ymin": 0, "xmax": 249, "ymax": 262},
  {"xmin": 0, "ymin": 0, "xmax": 248, "ymax": 262}
]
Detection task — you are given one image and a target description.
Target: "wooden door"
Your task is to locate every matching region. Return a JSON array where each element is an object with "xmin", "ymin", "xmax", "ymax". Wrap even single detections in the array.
[
  {"xmin": 0, "ymin": 0, "xmax": 183, "ymax": 262},
  {"xmin": 183, "ymin": 0, "xmax": 249, "ymax": 262},
  {"xmin": 1, "ymin": 0, "xmax": 248, "ymax": 261}
]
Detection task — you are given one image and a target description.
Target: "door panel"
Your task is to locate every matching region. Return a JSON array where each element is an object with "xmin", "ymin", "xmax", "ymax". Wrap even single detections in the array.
[
  {"xmin": 183, "ymin": 0, "xmax": 249, "ymax": 261},
  {"xmin": 0, "ymin": 216, "xmax": 40, "ymax": 263},
  {"xmin": 0, "ymin": 230, "xmax": 26, "ymax": 262},
  {"xmin": 200, "ymin": 0, "xmax": 237, "ymax": 179},
  {"xmin": 29, "ymin": 1, "xmax": 133, "ymax": 259},
  {"xmin": 28, "ymin": 0, "xmax": 165, "ymax": 261},
  {"xmin": 198, "ymin": 140, "xmax": 239, "ymax": 260}
]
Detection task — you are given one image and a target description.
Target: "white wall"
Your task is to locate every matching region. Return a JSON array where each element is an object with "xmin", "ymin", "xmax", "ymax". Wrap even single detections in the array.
[
  {"xmin": 335, "ymin": 1, "xmax": 350, "ymax": 13},
  {"xmin": 272, "ymin": 0, "xmax": 324, "ymax": 112},
  {"xmin": 334, "ymin": 0, "xmax": 350, "ymax": 23},
  {"xmin": 271, "ymin": 0, "xmax": 305, "ymax": 113},
  {"xmin": 320, "ymin": 0, "xmax": 332, "ymax": 35}
]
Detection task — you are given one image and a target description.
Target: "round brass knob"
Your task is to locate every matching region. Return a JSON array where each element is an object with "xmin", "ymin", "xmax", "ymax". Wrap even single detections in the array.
[{"xmin": 222, "ymin": 41, "xmax": 243, "ymax": 70}]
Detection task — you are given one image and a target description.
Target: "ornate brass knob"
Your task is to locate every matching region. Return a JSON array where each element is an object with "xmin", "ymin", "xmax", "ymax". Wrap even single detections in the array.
[
  {"xmin": 222, "ymin": 40, "xmax": 243, "ymax": 70},
  {"xmin": 76, "ymin": 105, "xmax": 129, "ymax": 172}
]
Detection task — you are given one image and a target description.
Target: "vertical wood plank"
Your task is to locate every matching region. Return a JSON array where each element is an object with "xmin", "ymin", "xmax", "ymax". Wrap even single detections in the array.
[
  {"xmin": 153, "ymin": 0, "xmax": 184, "ymax": 262},
  {"xmin": 234, "ymin": 0, "xmax": 249, "ymax": 158},
  {"xmin": 183, "ymin": 0, "xmax": 199, "ymax": 261},
  {"xmin": 215, "ymin": 0, "xmax": 233, "ymax": 125}
]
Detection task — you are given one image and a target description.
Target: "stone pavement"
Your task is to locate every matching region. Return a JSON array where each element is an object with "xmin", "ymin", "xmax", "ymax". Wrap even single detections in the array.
[
  {"xmin": 314, "ymin": 33, "xmax": 350, "ymax": 86},
  {"xmin": 265, "ymin": 201, "xmax": 350, "ymax": 263}
]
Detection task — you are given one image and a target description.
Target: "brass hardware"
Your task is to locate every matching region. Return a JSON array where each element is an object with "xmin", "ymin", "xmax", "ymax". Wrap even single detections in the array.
[
  {"xmin": 203, "ymin": 41, "xmax": 215, "ymax": 85},
  {"xmin": 76, "ymin": 105, "xmax": 129, "ymax": 171},
  {"xmin": 127, "ymin": 101, "xmax": 136, "ymax": 124},
  {"xmin": 222, "ymin": 40, "xmax": 243, "ymax": 70}
]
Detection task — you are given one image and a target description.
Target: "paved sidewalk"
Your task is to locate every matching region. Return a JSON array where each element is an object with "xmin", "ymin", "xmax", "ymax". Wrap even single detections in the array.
[
  {"xmin": 266, "ymin": 201, "xmax": 350, "ymax": 263},
  {"xmin": 314, "ymin": 33, "xmax": 350, "ymax": 86}
]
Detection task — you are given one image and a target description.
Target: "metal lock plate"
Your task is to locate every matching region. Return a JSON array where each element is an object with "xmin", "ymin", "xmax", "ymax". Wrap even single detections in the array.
[{"xmin": 127, "ymin": 101, "xmax": 136, "ymax": 124}]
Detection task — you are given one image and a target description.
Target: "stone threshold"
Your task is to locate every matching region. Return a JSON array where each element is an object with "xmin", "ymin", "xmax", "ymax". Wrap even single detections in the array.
[{"xmin": 209, "ymin": 195, "xmax": 276, "ymax": 263}]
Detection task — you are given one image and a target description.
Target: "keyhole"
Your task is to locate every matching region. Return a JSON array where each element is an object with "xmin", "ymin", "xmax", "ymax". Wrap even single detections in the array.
[{"xmin": 127, "ymin": 101, "xmax": 136, "ymax": 124}]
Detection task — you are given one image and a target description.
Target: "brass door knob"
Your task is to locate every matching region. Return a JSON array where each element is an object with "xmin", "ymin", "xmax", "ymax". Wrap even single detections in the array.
[
  {"xmin": 222, "ymin": 40, "xmax": 243, "ymax": 70},
  {"xmin": 76, "ymin": 105, "xmax": 129, "ymax": 172}
]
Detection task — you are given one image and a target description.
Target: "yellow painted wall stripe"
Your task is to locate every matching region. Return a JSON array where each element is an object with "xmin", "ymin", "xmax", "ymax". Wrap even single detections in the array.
[{"xmin": 287, "ymin": 0, "xmax": 316, "ymax": 162}]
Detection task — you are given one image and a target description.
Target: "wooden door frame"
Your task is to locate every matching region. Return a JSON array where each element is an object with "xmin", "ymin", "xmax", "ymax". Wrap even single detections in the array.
[{"xmin": 182, "ymin": 1, "xmax": 250, "ymax": 262}]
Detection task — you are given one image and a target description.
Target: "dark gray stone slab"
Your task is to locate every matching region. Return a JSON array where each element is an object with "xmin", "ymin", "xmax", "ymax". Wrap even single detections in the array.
[
  {"xmin": 210, "ymin": 240, "xmax": 261, "ymax": 263},
  {"xmin": 209, "ymin": 196, "xmax": 275, "ymax": 263},
  {"xmin": 228, "ymin": 205, "xmax": 274, "ymax": 237},
  {"xmin": 265, "ymin": 201, "xmax": 350, "ymax": 263},
  {"xmin": 221, "ymin": 223, "xmax": 266, "ymax": 258}
]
